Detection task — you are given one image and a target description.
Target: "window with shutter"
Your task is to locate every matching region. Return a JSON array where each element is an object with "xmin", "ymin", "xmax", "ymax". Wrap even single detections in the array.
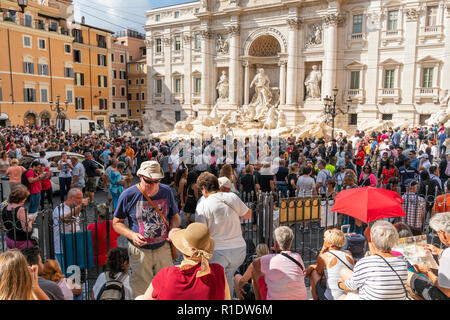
[
  {"xmin": 350, "ymin": 71, "xmax": 360, "ymax": 89},
  {"xmin": 40, "ymin": 89, "xmax": 48, "ymax": 102},
  {"xmin": 384, "ymin": 70, "xmax": 395, "ymax": 88},
  {"xmin": 422, "ymin": 68, "xmax": 433, "ymax": 88}
]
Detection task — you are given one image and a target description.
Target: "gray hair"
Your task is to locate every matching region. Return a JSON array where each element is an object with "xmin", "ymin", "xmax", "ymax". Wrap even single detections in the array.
[
  {"xmin": 274, "ymin": 226, "xmax": 294, "ymax": 251},
  {"xmin": 67, "ymin": 188, "xmax": 82, "ymax": 198},
  {"xmin": 429, "ymin": 212, "xmax": 450, "ymax": 234},
  {"xmin": 371, "ymin": 220, "xmax": 399, "ymax": 252}
]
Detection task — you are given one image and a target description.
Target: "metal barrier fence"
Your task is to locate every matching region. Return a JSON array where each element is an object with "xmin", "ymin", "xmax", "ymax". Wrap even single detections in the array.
[{"xmin": 0, "ymin": 181, "xmax": 446, "ymax": 299}]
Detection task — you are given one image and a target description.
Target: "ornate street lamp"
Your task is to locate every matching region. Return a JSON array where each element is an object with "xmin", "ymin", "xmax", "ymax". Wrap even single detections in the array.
[
  {"xmin": 17, "ymin": 0, "xmax": 28, "ymax": 13},
  {"xmin": 50, "ymin": 94, "xmax": 68, "ymax": 130},
  {"xmin": 323, "ymin": 87, "xmax": 352, "ymax": 139}
]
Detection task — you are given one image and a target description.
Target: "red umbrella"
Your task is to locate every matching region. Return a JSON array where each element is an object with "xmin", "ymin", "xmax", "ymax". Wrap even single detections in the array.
[{"xmin": 331, "ymin": 187, "xmax": 406, "ymax": 223}]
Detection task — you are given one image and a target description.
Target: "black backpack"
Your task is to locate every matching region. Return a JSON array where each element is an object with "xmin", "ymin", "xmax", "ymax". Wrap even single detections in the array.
[
  {"xmin": 96, "ymin": 272, "xmax": 128, "ymax": 300},
  {"xmin": 21, "ymin": 170, "xmax": 31, "ymax": 189}
]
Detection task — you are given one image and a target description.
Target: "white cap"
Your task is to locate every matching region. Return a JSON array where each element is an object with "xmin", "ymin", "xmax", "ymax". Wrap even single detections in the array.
[{"xmin": 218, "ymin": 177, "xmax": 232, "ymax": 190}]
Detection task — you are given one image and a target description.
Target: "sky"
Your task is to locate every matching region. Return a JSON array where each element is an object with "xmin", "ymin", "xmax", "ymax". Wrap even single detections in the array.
[{"xmin": 73, "ymin": 0, "xmax": 195, "ymax": 34}]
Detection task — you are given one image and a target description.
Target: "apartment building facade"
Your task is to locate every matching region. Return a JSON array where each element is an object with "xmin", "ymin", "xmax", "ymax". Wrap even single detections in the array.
[{"xmin": 111, "ymin": 38, "xmax": 128, "ymax": 120}]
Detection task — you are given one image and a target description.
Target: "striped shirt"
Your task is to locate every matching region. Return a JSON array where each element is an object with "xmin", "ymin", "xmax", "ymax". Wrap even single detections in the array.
[{"xmin": 345, "ymin": 255, "xmax": 408, "ymax": 300}]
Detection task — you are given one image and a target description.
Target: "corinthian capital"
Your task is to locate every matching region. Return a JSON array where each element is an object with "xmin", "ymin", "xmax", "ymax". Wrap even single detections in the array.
[
  {"xmin": 183, "ymin": 33, "xmax": 192, "ymax": 42},
  {"xmin": 200, "ymin": 29, "xmax": 213, "ymax": 40},
  {"xmin": 322, "ymin": 13, "xmax": 345, "ymax": 27},
  {"xmin": 287, "ymin": 18, "xmax": 301, "ymax": 30},
  {"xmin": 405, "ymin": 8, "xmax": 421, "ymax": 21},
  {"xmin": 226, "ymin": 25, "xmax": 240, "ymax": 36}
]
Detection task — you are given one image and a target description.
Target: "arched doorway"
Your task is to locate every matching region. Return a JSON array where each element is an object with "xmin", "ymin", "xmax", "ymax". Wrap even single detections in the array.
[
  {"xmin": 24, "ymin": 111, "xmax": 37, "ymax": 126},
  {"xmin": 40, "ymin": 111, "xmax": 51, "ymax": 127}
]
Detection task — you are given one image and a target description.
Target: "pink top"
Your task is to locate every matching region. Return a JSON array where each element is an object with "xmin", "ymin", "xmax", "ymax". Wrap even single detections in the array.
[
  {"xmin": 358, "ymin": 173, "xmax": 377, "ymax": 187},
  {"xmin": 6, "ymin": 165, "xmax": 26, "ymax": 183},
  {"xmin": 260, "ymin": 252, "xmax": 308, "ymax": 300}
]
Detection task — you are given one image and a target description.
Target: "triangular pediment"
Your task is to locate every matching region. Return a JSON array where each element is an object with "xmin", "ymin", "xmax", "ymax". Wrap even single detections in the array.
[
  {"xmin": 417, "ymin": 56, "xmax": 441, "ymax": 64},
  {"xmin": 345, "ymin": 60, "xmax": 366, "ymax": 69},
  {"xmin": 380, "ymin": 58, "xmax": 402, "ymax": 66}
]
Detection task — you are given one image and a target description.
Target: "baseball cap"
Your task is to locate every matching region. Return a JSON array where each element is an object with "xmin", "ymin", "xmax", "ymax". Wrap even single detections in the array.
[
  {"xmin": 136, "ymin": 161, "xmax": 165, "ymax": 180},
  {"xmin": 404, "ymin": 179, "xmax": 418, "ymax": 187},
  {"xmin": 419, "ymin": 154, "xmax": 428, "ymax": 159},
  {"xmin": 218, "ymin": 177, "xmax": 232, "ymax": 190}
]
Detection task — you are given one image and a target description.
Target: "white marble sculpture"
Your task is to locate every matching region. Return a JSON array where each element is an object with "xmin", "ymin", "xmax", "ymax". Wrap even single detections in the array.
[
  {"xmin": 305, "ymin": 65, "xmax": 322, "ymax": 99},
  {"xmin": 262, "ymin": 105, "xmax": 278, "ymax": 130},
  {"xmin": 249, "ymin": 68, "xmax": 273, "ymax": 120},
  {"xmin": 216, "ymin": 71, "xmax": 229, "ymax": 100},
  {"xmin": 216, "ymin": 34, "xmax": 229, "ymax": 54},
  {"xmin": 306, "ymin": 24, "xmax": 322, "ymax": 47},
  {"xmin": 439, "ymin": 89, "xmax": 450, "ymax": 107}
]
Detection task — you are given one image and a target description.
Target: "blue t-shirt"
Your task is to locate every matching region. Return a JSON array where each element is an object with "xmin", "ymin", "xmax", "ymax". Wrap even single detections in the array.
[
  {"xmin": 114, "ymin": 184, "xmax": 178, "ymax": 250},
  {"xmin": 100, "ymin": 149, "xmax": 112, "ymax": 166}
]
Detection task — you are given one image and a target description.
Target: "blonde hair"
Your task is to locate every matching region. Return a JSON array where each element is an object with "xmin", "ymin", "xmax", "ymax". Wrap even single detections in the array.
[
  {"xmin": 324, "ymin": 229, "xmax": 346, "ymax": 248},
  {"xmin": 42, "ymin": 259, "xmax": 65, "ymax": 284},
  {"xmin": 289, "ymin": 162, "xmax": 299, "ymax": 174},
  {"xmin": 256, "ymin": 243, "xmax": 269, "ymax": 257},
  {"xmin": 0, "ymin": 249, "xmax": 34, "ymax": 300},
  {"xmin": 11, "ymin": 159, "xmax": 19, "ymax": 165}
]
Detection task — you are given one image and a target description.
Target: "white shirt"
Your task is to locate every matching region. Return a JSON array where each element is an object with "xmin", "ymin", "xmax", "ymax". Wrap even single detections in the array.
[
  {"xmin": 195, "ymin": 192, "xmax": 249, "ymax": 250},
  {"xmin": 39, "ymin": 157, "xmax": 50, "ymax": 168},
  {"xmin": 52, "ymin": 204, "xmax": 81, "ymax": 254},
  {"xmin": 439, "ymin": 248, "xmax": 450, "ymax": 289}
]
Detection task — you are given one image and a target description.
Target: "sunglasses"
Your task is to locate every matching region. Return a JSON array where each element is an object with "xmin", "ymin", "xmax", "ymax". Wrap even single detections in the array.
[{"xmin": 143, "ymin": 177, "xmax": 160, "ymax": 185}]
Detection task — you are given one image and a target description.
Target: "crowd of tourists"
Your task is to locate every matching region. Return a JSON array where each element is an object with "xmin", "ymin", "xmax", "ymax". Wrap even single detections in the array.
[{"xmin": 0, "ymin": 121, "xmax": 449, "ymax": 300}]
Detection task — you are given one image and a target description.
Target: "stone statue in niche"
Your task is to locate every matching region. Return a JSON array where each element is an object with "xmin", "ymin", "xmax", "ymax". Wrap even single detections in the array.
[
  {"xmin": 216, "ymin": 71, "xmax": 229, "ymax": 100},
  {"xmin": 249, "ymin": 68, "xmax": 273, "ymax": 119},
  {"xmin": 304, "ymin": 65, "xmax": 322, "ymax": 99},
  {"xmin": 216, "ymin": 34, "xmax": 229, "ymax": 54},
  {"xmin": 305, "ymin": 24, "xmax": 322, "ymax": 47}
]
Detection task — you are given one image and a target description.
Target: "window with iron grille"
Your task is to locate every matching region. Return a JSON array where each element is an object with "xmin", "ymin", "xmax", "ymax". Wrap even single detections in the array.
[{"xmin": 382, "ymin": 114, "xmax": 393, "ymax": 120}]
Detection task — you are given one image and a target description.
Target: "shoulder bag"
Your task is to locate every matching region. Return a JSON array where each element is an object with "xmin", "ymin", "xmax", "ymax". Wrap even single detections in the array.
[
  {"xmin": 375, "ymin": 254, "xmax": 412, "ymax": 300},
  {"xmin": 280, "ymin": 252, "xmax": 304, "ymax": 272},
  {"xmin": 136, "ymin": 184, "xmax": 178, "ymax": 260},
  {"xmin": 327, "ymin": 250, "xmax": 354, "ymax": 271}
]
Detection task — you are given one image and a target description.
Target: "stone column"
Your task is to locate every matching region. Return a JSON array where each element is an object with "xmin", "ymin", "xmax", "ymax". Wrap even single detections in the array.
[
  {"xmin": 403, "ymin": 8, "xmax": 420, "ymax": 106},
  {"xmin": 200, "ymin": 29, "xmax": 212, "ymax": 109},
  {"xmin": 183, "ymin": 33, "xmax": 192, "ymax": 112},
  {"xmin": 278, "ymin": 60, "xmax": 287, "ymax": 105},
  {"xmin": 442, "ymin": 4, "xmax": 450, "ymax": 93},
  {"xmin": 286, "ymin": 18, "xmax": 300, "ymax": 107},
  {"xmin": 227, "ymin": 25, "xmax": 240, "ymax": 108},
  {"xmin": 145, "ymin": 38, "xmax": 154, "ymax": 115},
  {"xmin": 322, "ymin": 14, "xmax": 343, "ymax": 98},
  {"xmin": 163, "ymin": 35, "xmax": 172, "ymax": 106},
  {"xmin": 243, "ymin": 61, "xmax": 250, "ymax": 106}
]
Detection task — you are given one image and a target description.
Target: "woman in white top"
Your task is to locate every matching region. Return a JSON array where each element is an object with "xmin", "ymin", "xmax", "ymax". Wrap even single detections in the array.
[
  {"xmin": 305, "ymin": 229, "xmax": 354, "ymax": 300},
  {"xmin": 338, "ymin": 220, "xmax": 408, "ymax": 300},
  {"xmin": 57, "ymin": 152, "xmax": 73, "ymax": 202},
  {"xmin": 195, "ymin": 172, "xmax": 252, "ymax": 298}
]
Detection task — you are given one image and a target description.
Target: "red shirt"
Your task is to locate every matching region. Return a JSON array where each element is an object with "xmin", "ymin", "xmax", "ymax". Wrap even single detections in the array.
[
  {"xmin": 355, "ymin": 150, "xmax": 365, "ymax": 167},
  {"xmin": 26, "ymin": 169, "xmax": 41, "ymax": 194},
  {"xmin": 382, "ymin": 168, "xmax": 396, "ymax": 185},
  {"xmin": 41, "ymin": 168, "xmax": 52, "ymax": 191},
  {"xmin": 151, "ymin": 263, "xmax": 225, "ymax": 300},
  {"xmin": 258, "ymin": 275, "xmax": 267, "ymax": 300},
  {"xmin": 87, "ymin": 220, "xmax": 119, "ymax": 266}
]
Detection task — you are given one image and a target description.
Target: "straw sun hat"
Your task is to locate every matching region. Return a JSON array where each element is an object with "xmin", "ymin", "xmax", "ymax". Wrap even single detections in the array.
[
  {"xmin": 171, "ymin": 223, "xmax": 215, "ymax": 258},
  {"xmin": 136, "ymin": 161, "xmax": 165, "ymax": 180},
  {"xmin": 171, "ymin": 223, "xmax": 215, "ymax": 278}
]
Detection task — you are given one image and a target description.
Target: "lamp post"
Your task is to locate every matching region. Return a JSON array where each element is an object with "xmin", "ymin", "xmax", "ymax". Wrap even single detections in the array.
[
  {"xmin": 50, "ymin": 94, "xmax": 68, "ymax": 129},
  {"xmin": 17, "ymin": 0, "xmax": 28, "ymax": 13},
  {"xmin": 323, "ymin": 87, "xmax": 352, "ymax": 139}
]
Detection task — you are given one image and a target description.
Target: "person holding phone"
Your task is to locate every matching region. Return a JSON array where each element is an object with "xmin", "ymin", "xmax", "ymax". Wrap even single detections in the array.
[{"xmin": 39, "ymin": 165, "xmax": 53, "ymax": 210}]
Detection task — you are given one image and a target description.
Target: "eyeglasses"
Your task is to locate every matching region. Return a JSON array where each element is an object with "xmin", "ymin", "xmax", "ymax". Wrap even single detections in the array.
[{"xmin": 143, "ymin": 177, "xmax": 160, "ymax": 185}]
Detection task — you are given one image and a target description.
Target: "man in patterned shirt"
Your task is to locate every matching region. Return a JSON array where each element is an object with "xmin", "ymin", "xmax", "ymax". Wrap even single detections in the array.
[{"xmin": 401, "ymin": 179, "xmax": 426, "ymax": 235}]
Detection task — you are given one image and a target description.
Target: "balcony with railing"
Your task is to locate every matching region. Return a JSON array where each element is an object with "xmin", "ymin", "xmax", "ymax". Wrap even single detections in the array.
[
  {"xmin": 2, "ymin": 13, "xmax": 70, "ymax": 36},
  {"xmin": 381, "ymin": 29, "xmax": 403, "ymax": 45},
  {"xmin": 419, "ymin": 25, "xmax": 443, "ymax": 42},
  {"xmin": 414, "ymin": 87, "xmax": 439, "ymax": 103},
  {"xmin": 344, "ymin": 88, "xmax": 365, "ymax": 103},
  {"xmin": 378, "ymin": 88, "xmax": 401, "ymax": 104}
]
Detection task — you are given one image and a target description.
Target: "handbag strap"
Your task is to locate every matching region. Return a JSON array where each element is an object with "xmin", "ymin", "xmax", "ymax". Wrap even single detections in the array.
[
  {"xmin": 210, "ymin": 193, "xmax": 239, "ymax": 215},
  {"xmin": 136, "ymin": 184, "xmax": 169, "ymax": 229},
  {"xmin": 375, "ymin": 254, "xmax": 411, "ymax": 300},
  {"xmin": 327, "ymin": 250, "xmax": 354, "ymax": 271},
  {"xmin": 280, "ymin": 252, "xmax": 304, "ymax": 272}
]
